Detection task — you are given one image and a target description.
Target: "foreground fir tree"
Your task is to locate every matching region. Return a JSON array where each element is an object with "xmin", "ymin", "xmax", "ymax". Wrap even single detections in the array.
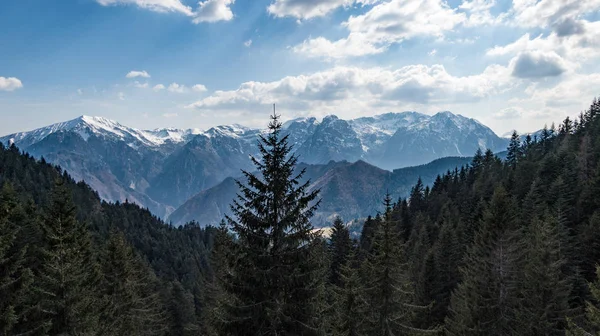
[
  {"xmin": 361, "ymin": 194, "xmax": 436, "ymax": 334},
  {"xmin": 329, "ymin": 216, "xmax": 352, "ymax": 288},
  {"xmin": 0, "ymin": 184, "xmax": 35, "ymax": 336},
  {"xmin": 224, "ymin": 110, "xmax": 325, "ymax": 335},
  {"xmin": 202, "ymin": 221, "xmax": 237, "ymax": 336},
  {"xmin": 568, "ymin": 266, "xmax": 600, "ymax": 335},
  {"xmin": 331, "ymin": 249, "xmax": 366, "ymax": 336},
  {"xmin": 36, "ymin": 179, "xmax": 101, "ymax": 335},
  {"xmin": 98, "ymin": 231, "xmax": 165, "ymax": 336},
  {"xmin": 445, "ymin": 186, "xmax": 519, "ymax": 336}
]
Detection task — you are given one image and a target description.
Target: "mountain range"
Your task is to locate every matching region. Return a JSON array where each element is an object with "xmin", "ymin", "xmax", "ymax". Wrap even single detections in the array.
[
  {"xmin": 0, "ymin": 112, "xmax": 508, "ymax": 225},
  {"xmin": 168, "ymin": 156, "xmax": 473, "ymax": 227}
]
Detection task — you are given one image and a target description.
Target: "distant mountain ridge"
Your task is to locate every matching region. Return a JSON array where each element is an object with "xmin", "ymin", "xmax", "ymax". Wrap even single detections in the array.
[
  {"xmin": 1, "ymin": 111, "xmax": 507, "ymax": 221},
  {"xmin": 168, "ymin": 156, "xmax": 473, "ymax": 227}
]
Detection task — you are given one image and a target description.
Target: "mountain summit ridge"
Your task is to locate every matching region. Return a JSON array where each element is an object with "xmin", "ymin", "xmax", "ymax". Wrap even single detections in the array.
[{"xmin": 0, "ymin": 111, "xmax": 508, "ymax": 220}]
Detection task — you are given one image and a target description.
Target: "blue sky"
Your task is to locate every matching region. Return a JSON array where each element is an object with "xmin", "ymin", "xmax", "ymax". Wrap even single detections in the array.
[{"xmin": 1, "ymin": 0, "xmax": 599, "ymax": 136}]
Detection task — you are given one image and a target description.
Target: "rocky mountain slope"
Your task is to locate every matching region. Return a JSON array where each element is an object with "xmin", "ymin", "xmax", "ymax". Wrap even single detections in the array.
[
  {"xmin": 168, "ymin": 156, "xmax": 473, "ymax": 227},
  {"xmin": 1, "ymin": 112, "xmax": 506, "ymax": 221}
]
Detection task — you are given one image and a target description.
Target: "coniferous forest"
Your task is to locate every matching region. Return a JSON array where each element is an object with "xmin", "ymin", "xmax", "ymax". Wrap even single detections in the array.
[{"xmin": 2, "ymin": 98, "xmax": 600, "ymax": 335}]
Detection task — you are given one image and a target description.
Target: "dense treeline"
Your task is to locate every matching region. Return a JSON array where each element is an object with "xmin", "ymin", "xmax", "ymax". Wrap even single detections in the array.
[
  {"xmin": 206, "ymin": 99, "xmax": 600, "ymax": 335},
  {"xmin": 0, "ymin": 142, "xmax": 215, "ymax": 334},
  {"xmin": 3, "ymin": 98, "xmax": 600, "ymax": 335}
]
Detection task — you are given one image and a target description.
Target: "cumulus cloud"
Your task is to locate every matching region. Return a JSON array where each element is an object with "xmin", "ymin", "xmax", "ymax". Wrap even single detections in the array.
[
  {"xmin": 511, "ymin": 0, "xmax": 600, "ymax": 35},
  {"xmin": 126, "ymin": 70, "xmax": 151, "ymax": 78},
  {"xmin": 193, "ymin": 0, "xmax": 234, "ymax": 23},
  {"xmin": 0, "ymin": 77, "xmax": 23, "ymax": 91},
  {"xmin": 133, "ymin": 81, "xmax": 150, "ymax": 88},
  {"xmin": 487, "ymin": 21, "xmax": 600, "ymax": 67},
  {"xmin": 192, "ymin": 84, "xmax": 208, "ymax": 92},
  {"xmin": 459, "ymin": 0, "xmax": 505, "ymax": 26},
  {"xmin": 96, "ymin": 0, "xmax": 194, "ymax": 16},
  {"xmin": 187, "ymin": 64, "xmax": 513, "ymax": 113},
  {"xmin": 97, "ymin": 0, "xmax": 235, "ymax": 23},
  {"xmin": 267, "ymin": 0, "xmax": 379, "ymax": 20},
  {"xmin": 153, "ymin": 84, "xmax": 166, "ymax": 91},
  {"xmin": 293, "ymin": 0, "xmax": 466, "ymax": 59},
  {"xmin": 168, "ymin": 83, "xmax": 187, "ymax": 93},
  {"xmin": 493, "ymin": 107, "xmax": 522, "ymax": 120},
  {"xmin": 509, "ymin": 51, "xmax": 568, "ymax": 79},
  {"xmin": 244, "ymin": 39, "xmax": 252, "ymax": 47}
]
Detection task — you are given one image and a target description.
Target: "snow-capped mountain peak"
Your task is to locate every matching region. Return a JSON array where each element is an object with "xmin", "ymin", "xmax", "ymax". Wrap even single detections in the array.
[{"xmin": 1, "ymin": 115, "xmax": 204, "ymax": 150}]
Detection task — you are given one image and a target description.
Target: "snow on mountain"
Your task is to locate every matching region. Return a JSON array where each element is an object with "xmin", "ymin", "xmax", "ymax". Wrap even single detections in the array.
[
  {"xmin": 1, "ymin": 115, "xmax": 203, "ymax": 150},
  {"xmin": 0, "ymin": 111, "xmax": 508, "ymax": 222}
]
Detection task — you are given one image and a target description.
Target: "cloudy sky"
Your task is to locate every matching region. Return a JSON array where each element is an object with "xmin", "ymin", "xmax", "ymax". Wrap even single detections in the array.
[{"xmin": 1, "ymin": 0, "xmax": 599, "ymax": 136}]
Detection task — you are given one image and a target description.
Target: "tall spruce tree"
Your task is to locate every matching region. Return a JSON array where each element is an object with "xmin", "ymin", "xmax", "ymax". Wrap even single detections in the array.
[
  {"xmin": 98, "ymin": 230, "xmax": 166, "ymax": 336},
  {"xmin": 224, "ymin": 110, "xmax": 326, "ymax": 335},
  {"xmin": 514, "ymin": 214, "xmax": 572, "ymax": 335},
  {"xmin": 567, "ymin": 266, "xmax": 600, "ymax": 335},
  {"xmin": 329, "ymin": 216, "xmax": 352, "ymax": 288},
  {"xmin": 506, "ymin": 131, "xmax": 522, "ymax": 169},
  {"xmin": 202, "ymin": 221, "xmax": 236, "ymax": 336},
  {"xmin": 445, "ymin": 186, "xmax": 519, "ymax": 336},
  {"xmin": 331, "ymin": 249, "xmax": 366, "ymax": 336},
  {"xmin": 0, "ymin": 184, "xmax": 35, "ymax": 336},
  {"xmin": 361, "ymin": 194, "xmax": 435, "ymax": 334},
  {"xmin": 36, "ymin": 179, "xmax": 101, "ymax": 335}
]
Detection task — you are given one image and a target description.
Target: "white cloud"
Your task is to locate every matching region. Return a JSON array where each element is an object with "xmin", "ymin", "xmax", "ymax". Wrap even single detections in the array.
[
  {"xmin": 126, "ymin": 70, "xmax": 151, "ymax": 78},
  {"xmin": 0, "ymin": 77, "xmax": 23, "ymax": 92},
  {"xmin": 510, "ymin": 0, "xmax": 600, "ymax": 34},
  {"xmin": 244, "ymin": 39, "xmax": 252, "ymax": 47},
  {"xmin": 293, "ymin": 0, "xmax": 466, "ymax": 59},
  {"xmin": 459, "ymin": 0, "xmax": 505, "ymax": 26},
  {"xmin": 509, "ymin": 50, "xmax": 568, "ymax": 79},
  {"xmin": 192, "ymin": 84, "xmax": 208, "ymax": 92},
  {"xmin": 193, "ymin": 0, "xmax": 234, "ymax": 23},
  {"xmin": 267, "ymin": 0, "xmax": 379, "ymax": 20},
  {"xmin": 153, "ymin": 84, "xmax": 166, "ymax": 91},
  {"xmin": 493, "ymin": 107, "xmax": 522, "ymax": 120},
  {"xmin": 96, "ymin": 0, "xmax": 194, "ymax": 16},
  {"xmin": 162, "ymin": 112, "xmax": 179, "ymax": 118},
  {"xmin": 133, "ymin": 81, "xmax": 150, "ymax": 88},
  {"xmin": 506, "ymin": 72, "xmax": 600, "ymax": 123},
  {"xmin": 168, "ymin": 82, "xmax": 187, "ymax": 93},
  {"xmin": 428, "ymin": 49, "xmax": 438, "ymax": 56},
  {"xmin": 487, "ymin": 21, "xmax": 600, "ymax": 66},
  {"xmin": 187, "ymin": 64, "xmax": 513, "ymax": 114},
  {"xmin": 118, "ymin": 92, "xmax": 126, "ymax": 100}
]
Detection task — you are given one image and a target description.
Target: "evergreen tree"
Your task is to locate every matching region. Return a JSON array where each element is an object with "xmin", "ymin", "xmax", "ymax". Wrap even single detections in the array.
[
  {"xmin": 362, "ymin": 194, "xmax": 434, "ymax": 334},
  {"xmin": 331, "ymin": 250, "xmax": 366, "ymax": 336},
  {"xmin": 167, "ymin": 281, "xmax": 199, "ymax": 336},
  {"xmin": 202, "ymin": 221, "xmax": 236, "ymax": 336},
  {"xmin": 329, "ymin": 216, "xmax": 352, "ymax": 288},
  {"xmin": 430, "ymin": 218, "xmax": 460, "ymax": 325},
  {"xmin": 36, "ymin": 179, "xmax": 101, "ymax": 335},
  {"xmin": 224, "ymin": 111, "xmax": 326, "ymax": 335},
  {"xmin": 514, "ymin": 214, "xmax": 572, "ymax": 335},
  {"xmin": 506, "ymin": 131, "xmax": 522, "ymax": 169},
  {"xmin": 445, "ymin": 187, "xmax": 519, "ymax": 336},
  {"xmin": 568, "ymin": 266, "xmax": 600, "ymax": 335},
  {"xmin": 0, "ymin": 184, "xmax": 36, "ymax": 336},
  {"xmin": 98, "ymin": 230, "xmax": 165, "ymax": 336}
]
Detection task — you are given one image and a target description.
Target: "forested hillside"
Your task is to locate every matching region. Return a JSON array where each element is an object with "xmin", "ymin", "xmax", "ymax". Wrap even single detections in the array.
[
  {"xmin": 2, "ymin": 98, "xmax": 600, "ymax": 335},
  {"xmin": 0, "ymin": 143, "xmax": 213, "ymax": 334},
  {"xmin": 206, "ymin": 98, "xmax": 600, "ymax": 335}
]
